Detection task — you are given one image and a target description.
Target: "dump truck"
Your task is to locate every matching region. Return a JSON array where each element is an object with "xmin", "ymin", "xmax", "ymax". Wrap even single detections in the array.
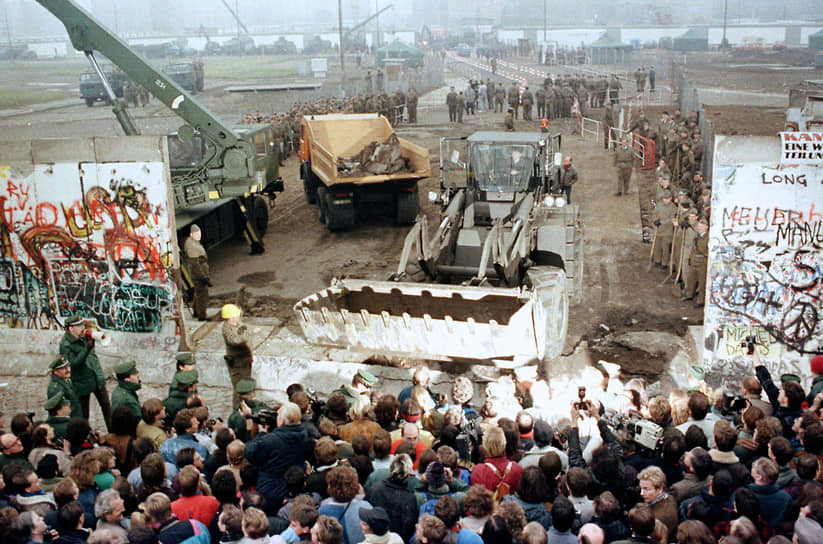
[
  {"xmin": 294, "ymin": 132, "xmax": 583, "ymax": 367},
  {"xmin": 299, "ymin": 113, "xmax": 431, "ymax": 231},
  {"xmin": 38, "ymin": 0, "xmax": 282, "ymax": 261}
]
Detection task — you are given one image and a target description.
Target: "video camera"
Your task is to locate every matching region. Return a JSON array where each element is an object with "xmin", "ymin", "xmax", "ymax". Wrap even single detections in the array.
[
  {"xmin": 574, "ymin": 386, "xmax": 591, "ymax": 411},
  {"xmin": 740, "ymin": 335, "xmax": 756, "ymax": 356},
  {"xmin": 603, "ymin": 411, "xmax": 664, "ymax": 452},
  {"xmin": 722, "ymin": 392, "xmax": 748, "ymax": 416},
  {"xmin": 306, "ymin": 387, "xmax": 327, "ymax": 422},
  {"xmin": 249, "ymin": 409, "xmax": 278, "ymax": 428},
  {"xmin": 455, "ymin": 418, "xmax": 482, "ymax": 462}
]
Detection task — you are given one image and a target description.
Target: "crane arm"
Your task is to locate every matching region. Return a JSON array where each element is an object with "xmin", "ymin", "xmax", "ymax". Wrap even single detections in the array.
[
  {"xmin": 345, "ymin": 5, "xmax": 393, "ymax": 37},
  {"xmin": 36, "ymin": 0, "xmax": 255, "ymax": 184}
]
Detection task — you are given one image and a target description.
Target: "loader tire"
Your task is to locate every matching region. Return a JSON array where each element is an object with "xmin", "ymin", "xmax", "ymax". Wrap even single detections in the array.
[
  {"xmin": 85, "ymin": 98, "xmax": 95, "ymax": 107},
  {"xmin": 395, "ymin": 189, "xmax": 419, "ymax": 225},
  {"xmin": 317, "ymin": 186, "xmax": 328, "ymax": 224}
]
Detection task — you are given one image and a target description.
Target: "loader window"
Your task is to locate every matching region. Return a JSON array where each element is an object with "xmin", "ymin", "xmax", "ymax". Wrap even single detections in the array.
[
  {"xmin": 471, "ymin": 144, "xmax": 534, "ymax": 193},
  {"xmin": 169, "ymin": 134, "xmax": 205, "ymax": 168}
]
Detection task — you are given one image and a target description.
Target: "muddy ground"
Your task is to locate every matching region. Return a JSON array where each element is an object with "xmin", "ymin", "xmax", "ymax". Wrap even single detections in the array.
[{"xmin": 0, "ymin": 51, "xmax": 809, "ymax": 384}]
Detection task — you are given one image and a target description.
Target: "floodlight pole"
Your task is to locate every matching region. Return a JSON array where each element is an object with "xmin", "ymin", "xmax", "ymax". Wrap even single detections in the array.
[
  {"xmin": 721, "ymin": 0, "xmax": 729, "ymax": 49},
  {"xmin": 338, "ymin": 0, "xmax": 345, "ymax": 83}
]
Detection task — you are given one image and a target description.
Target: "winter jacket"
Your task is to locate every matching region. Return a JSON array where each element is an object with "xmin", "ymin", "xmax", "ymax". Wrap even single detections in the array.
[
  {"xmin": 366, "ymin": 476, "xmax": 419, "ymax": 544},
  {"xmin": 59, "ymin": 331, "xmax": 104, "ymax": 397},
  {"xmin": 245, "ymin": 424, "xmax": 307, "ymax": 509},
  {"xmin": 318, "ymin": 498, "xmax": 372, "ymax": 544},
  {"xmin": 744, "ymin": 483, "xmax": 792, "ymax": 528},
  {"xmin": 157, "ymin": 517, "xmax": 210, "ymax": 544},
  {"xmin": 470, "ymin": 456, "xmax": 522, "ymax": 494},
  {"xmin": 110, "ymin": 380, "xmax": 141, "ymax": 419},
  {"xmin": 502, "ymin": 495, "xmax": 552, "ymax": 530}
]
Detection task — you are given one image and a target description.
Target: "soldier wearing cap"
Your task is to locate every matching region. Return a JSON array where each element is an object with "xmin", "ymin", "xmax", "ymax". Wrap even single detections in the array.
[
  {"xmin": 683, "ymin": 217, "xmax": 710, "ymax": 307},
  {"xmin": 333, "ymin": 369, "xmax": 378, "ymax": 409},
  {"xmin": 222, "ymin": 304, "xmax": 260, "ymax": 407},
  {"xmin": 46, "ymin": 356, "xmax": 83, "ymax": 420},
  {"xmin": 678, "ymin": 209, "xmax": 700, "ymax": 297},
  {"xmin": 184, "ymin": 224, "xmax": 210, "ymax": 321},
  {"xmin": 45, "ymin": 391, "xmax": 72, "ymax": 439},
  {"xmin": 227, "ymin": 378, "xmax": 268, "ymax": 442},
  {"xmin": 59, "ymin": 314, "xmax": 110, "ymax": 429},
  {"xmin": 163, "ymin": 369, "xmax": 198, "ymax": 427},
  {"xmin": 110, "ymin": 361, "xmax": 141, "ymax": 419},
  {"xmin": 168, "ymin": 351, "xmax": 197, "ymax": 395},
  {"xmin": 652, "ymin": 191, "xmax": 676, "ymax": 269}
]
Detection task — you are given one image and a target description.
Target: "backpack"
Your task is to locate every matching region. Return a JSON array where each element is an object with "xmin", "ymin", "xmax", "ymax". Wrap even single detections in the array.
[{"xmin": 484, "ymin": 461, "xmax": 513, "ymax": 502}]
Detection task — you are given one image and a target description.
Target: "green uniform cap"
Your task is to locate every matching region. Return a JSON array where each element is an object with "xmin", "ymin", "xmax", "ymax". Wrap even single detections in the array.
[
  {"xmin": 661, "ymin": 190, "xmax": 673, "ymax": 200},
  {"xmin": 687, "ymin": 208, "xmax": 699, "ymax": 216},
  {"xmin": 698, "ymin": 217, "xmax": 709, "ymax": 226},
  {"xmin": 175, "ymin": 352, "xmax": 196, "ymax": 365},
  {"xmin": 114, "ymin": 360, "xmax": 138, "ymax": 378},
  {"xmin": 236, "ymin": 377, "xmax": 256, "ymax": 395},
  {"xmin": 689, "ymin": 365, "xmax": 706, "ymax": 381},
  {"xmin": 44, "ymin": 391, "xmax": 66, "ymax": 411},
  {"xmin": 357, "ymin": 369, "xmax": 378, "ymax": 386},
  {"xmin": 176, "ymin": 369, "xmax": 199, "ymax": 386},
  {"xmin": 781, "ymin": 373, "xmax": 801, "ymax": 384},
  {"xmin": 49, "ymin": 356, "xmax": 69, "ymax": 371},
  {"xmin": 65, "ymin": 314, "xmax": 85, "ymax": 327}
]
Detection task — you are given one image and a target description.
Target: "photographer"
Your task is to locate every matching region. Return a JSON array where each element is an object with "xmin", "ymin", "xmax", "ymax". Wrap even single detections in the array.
[
  {"xmin": 751, "ymin": 350, "xmax": 804, "ymax": 438},
  {"xmin": 568, "ymin": 400, "xmax": 626, "ymax": 503},
  {"xmin": 243, "ymin": 402, "xmax": 307, "ymax": 513}
]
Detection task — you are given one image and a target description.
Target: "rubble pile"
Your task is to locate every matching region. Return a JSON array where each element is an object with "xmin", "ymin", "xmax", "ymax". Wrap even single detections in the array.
[{"xmin": 337, "ymin": 133, "xmax": 410, "ymax": 177}]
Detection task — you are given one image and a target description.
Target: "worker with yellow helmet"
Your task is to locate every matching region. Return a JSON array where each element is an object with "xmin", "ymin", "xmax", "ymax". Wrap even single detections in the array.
[{"xmin": 221, "ymin": 303, "xmax": 260, "ymax": 406}]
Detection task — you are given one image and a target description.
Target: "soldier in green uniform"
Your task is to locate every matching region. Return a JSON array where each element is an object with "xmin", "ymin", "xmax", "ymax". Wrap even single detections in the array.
[
  {"xmin": 683, "ymin": 218, "xmax": 710, "ymax": 307},
  {"xmin": 163, "ymin": 369, "xmax": 198, "ymax": 428},
  {"xmin": 59, "ymin": 314, "xmax": 110, "ymax": 430},
  {"xmin": 168, "ymin": 351, "xmax": 197, "ymax": 395},
  {"xmin": 332, "ymin": 369, "xmax": 378, "ymax": 409},
  {"xmin": 614, "ymin": 137, "xmax": 634, "ymax": 196},
  {"xmin": 535, "ymin": 86, "xmax": 546, "ymax": 119},
  {"xmin": 407, "ymin": 88, "xmax": 418, "ymax": 124},
  {"xmin": 504, "ymin": 108, "xmax": 515, "ymax": 132},
  {"xmin": 110, "ymin": 360, "xmax": 141, "ymax": 419},
  {"xmin": 47, "ymin": 356, "xmax": 83, "ymax": 420},
  {"xmin": 521, "ymin": 87, "xmax": 534, "ymax": 121},
  {"xmin": 507, "ymin": 83, "xmax": 520, "ymax": 120},
  {"xmin": 652, "ymin": 191, "xmax": 676, "ymax": 269},
  {"xmin": 494, "ymin": 83, "xmax": 506, "ymax": 113},
  {"xmin": 184, "ymin": 225, "xmax": 210, "ymax": 321},
  {"xmin": 222, "ymin": 304, "xmax": 260, "ymax": 407},
  {"xmin": 227, "ymin": 378, "xmax": 269, "ymax": 442},
  {"xmin": 45, "ymin": 392, "xmax": 72, "ymax": 439}
]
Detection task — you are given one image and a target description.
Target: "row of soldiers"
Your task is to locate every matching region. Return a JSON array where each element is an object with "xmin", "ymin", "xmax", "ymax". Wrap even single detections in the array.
[
  {"xmin": 123, "ymin": 81, "xmax": 150, "ymax": 107},
  {"xmin": 240, "ymin": 89, "xmax": 420, "ymax": 159},
  {"xmin": 628, "ymin": 108, "xmax": 705, "ymax": 189},
  {"xmin": 482, "ymin": 79, "xmax": 588, "ymax": 121}
]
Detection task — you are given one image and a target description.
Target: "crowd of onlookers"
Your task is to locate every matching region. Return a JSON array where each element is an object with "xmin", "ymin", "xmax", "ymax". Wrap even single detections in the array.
[{"xmin": 5, "ymin": 346, "xmax": 823, "ymax": 544}]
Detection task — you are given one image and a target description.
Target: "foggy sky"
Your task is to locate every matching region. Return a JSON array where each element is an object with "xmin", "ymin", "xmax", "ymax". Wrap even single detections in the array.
[{"xmin": 2, "ymin": 0, "xmax": 821, "ymax": 40}]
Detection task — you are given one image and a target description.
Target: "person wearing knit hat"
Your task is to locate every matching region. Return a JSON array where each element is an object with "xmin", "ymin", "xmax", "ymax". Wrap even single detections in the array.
[
  {"xmin": 46, "ymin": 356, "xmax": 83, "ymax": 420},
  {"xmin": 59, "ymin": 314, "xmax": 110, "ymax": 430},
  {"xmin": 358, "ymin": 506, "xmax": 402, "ymax": 542},
  {"xmin": 184, "ymin": 223, "xmax": 210, "ymax": 321},
  {"xmin": 110, "ymin": 361, "xmax": 142, "ymax": 419},
  {"xmin": 806, "ymin": 355, "xmax": 823, "ymax": 405},
  {"xmin": 222, "ymin": 304, "xmax": 260, "ymax": 407}
]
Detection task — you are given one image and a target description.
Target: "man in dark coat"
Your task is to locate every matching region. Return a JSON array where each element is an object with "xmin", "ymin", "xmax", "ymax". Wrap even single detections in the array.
[
  {"xmin": 59, "ymin": 314, "xmax": 110, "ymax": 430},
  {"xmin": 110, "ymin": 360, "xmax": 141, "ymax": 419},
  {"xmin": 46, "ymin": 356, "xmax": 83, "ymax": 420},
  {"xmin": 244, "ymin": 402, "xmax": 308, "ymax": 513},
  {"xmin": 366, "ymin": 453, "xmax": 419, "ymax": 543}
]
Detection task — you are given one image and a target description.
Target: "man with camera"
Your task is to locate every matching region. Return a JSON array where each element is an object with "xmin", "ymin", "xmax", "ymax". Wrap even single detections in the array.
[
  {"xmin": 228, "ymin": 378, "xmax": 270, "ymax": 442},
  {"xmin": 59, "ymin": 314, "xmax": 110, "ymax": 431},
  {"xmin": 244, "ymin": 402, "xmax": 307, "ymax": 513}
]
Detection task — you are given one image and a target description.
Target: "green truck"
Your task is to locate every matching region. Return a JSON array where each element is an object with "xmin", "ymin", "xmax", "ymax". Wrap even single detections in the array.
[
  {"xmin": 79, "ymin": 68, "xmax": 127, "ymax": 106},
  {"xmin": 162, "ymin": 61, "xmax": 204, "ymax": 93}
]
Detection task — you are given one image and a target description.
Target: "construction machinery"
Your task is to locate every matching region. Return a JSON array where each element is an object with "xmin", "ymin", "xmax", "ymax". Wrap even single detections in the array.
[
  {"xmin": 294, "ymin": 132, "xmax": 583, "ymax": 367},
  {"xmin": 786, "ymin": 80, "xmax": 823, "ymax": 132},
  {"xmin": 37, "ymin": 0, "xmax": 282, "ymax": 258},
  {"xmin": 299, "ymin": 113, "xmax": 431, "ymax": 231}
]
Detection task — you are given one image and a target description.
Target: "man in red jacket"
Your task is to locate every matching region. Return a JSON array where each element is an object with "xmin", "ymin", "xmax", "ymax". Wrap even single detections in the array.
[{"xmin": 171, "ymin": 465, "xmax": 219, "ymax": 526}]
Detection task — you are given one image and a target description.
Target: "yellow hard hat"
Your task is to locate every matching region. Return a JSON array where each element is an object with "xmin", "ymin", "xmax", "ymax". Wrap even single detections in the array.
[{"xmin": 221, "ymin": 304, "xmax": 242, "ymax": 319}]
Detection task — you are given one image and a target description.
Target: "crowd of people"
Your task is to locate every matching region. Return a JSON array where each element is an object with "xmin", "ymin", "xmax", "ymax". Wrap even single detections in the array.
[{"xmin": 3, "ymin": 322, "xmax": 823, "ymax": 544}]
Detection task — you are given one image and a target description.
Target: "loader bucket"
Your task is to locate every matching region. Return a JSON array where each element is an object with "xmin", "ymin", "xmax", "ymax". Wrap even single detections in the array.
[{"xmin": 293, "ymin": 277, "xmax": 567, "ymax": 364}]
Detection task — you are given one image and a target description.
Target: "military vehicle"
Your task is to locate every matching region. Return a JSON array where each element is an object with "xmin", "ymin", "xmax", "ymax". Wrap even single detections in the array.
[
  {"xmin": 299, "ymin": 113, "xmax": 431, "ymax": 231},
  {"xmin": 79, "ymin": 68, "xmax": 126, "ymax": 106},
  {"xmin": 294, "ymin": 132, "xmax": 583, "ymax": 367},
  {"xmin": 222, "ymin": 35, "xmax": 256, "ymax": 56},
  {"xmin": 39, "ymin": 0, "xmax": 282, "ymax": 262},
  {"xmin": 162, "ymin": 61, "xmax": 205, "ymax": 93}
]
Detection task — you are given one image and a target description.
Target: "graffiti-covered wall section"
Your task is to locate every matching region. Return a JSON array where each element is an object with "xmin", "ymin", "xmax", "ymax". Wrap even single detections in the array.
[
  {"xmin": 704, "ymin": 135, "xmax": 823, "ymax": 388},
  {"xmin": 0, "ymin": 137, "xmax": 178, "ymax": 337}
]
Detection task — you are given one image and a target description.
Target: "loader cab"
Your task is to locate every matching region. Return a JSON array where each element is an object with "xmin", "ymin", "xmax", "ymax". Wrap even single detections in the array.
[{"xmin": 464, "ymin": 132, "xmax": 548, "ymax": 227}]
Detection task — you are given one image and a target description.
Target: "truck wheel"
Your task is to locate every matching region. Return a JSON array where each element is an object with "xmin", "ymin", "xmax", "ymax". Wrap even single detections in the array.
[
  {"xmin": 85, "ymin": 98, "xmax": 95, "ymax": 107},
  {"xmin": 395, "ymin": 189, "xmax": 419, "ymax": 225},
  {"xmin": 303, "ymin": 172, "xmax": 318, "ymax": 204},
  {"xmin": 324, "ymin": 192, "xmax": 355, "ymax": 232},
  {"xmin": 252, "ymin": 195, "xmax": 269, "ymax": 236},
  {"xmin": 317, "ymin": 186, "xmax": 328, "ymax": 224}
]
